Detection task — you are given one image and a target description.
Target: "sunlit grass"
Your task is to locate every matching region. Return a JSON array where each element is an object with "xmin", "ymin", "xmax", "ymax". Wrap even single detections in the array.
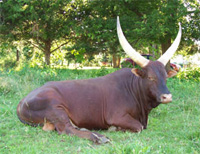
[{"xmin": 0, "ymin": 67, "xmax": 199, "ymax": 153}]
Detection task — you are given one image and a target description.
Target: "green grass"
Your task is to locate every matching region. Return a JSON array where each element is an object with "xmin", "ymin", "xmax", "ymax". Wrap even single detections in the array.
[{"xmin": 0, "ymin": 67, "xmax": 200, "ymax": 154}]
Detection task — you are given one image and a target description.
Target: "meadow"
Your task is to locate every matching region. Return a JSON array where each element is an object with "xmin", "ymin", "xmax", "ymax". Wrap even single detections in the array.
[{"xmin": 0, "ymin": 67, "xmax": 199, "ymax": 154}]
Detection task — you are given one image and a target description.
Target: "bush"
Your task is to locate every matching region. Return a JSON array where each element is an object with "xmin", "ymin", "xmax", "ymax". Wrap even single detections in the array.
[
  {"xmin": 121, "ymin": 61, "xmax": 133, "ymax": 68},
  {"xmin": 177, "ymin": 67, "xmax": 200, "ymax": 82}
]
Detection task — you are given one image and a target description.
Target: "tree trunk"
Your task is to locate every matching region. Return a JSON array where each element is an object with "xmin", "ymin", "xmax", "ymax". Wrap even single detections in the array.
[
  {"xmin": 44, "ymin": 41, "xmax": 51, "ymax": 65},
  {"xmin": 161, "ymin": 39, "xmax": 171, "ymax": 72},
  {"xmin": 16, "ymin": 49, "xmax": 20, "ymax": 62},
  {"xmin": 45, "ymin": 52, "xmax": 51, "ymax": 65},
  {"xmin": 151, "ymin": 44, "xmax": 157, "ymax": 60},
  {"xmin": 112, "ymin": 54, "xmax": 121, "ymax": 68},
  {"xmin": 117, "ymin": 56, "xmax": 121, "ymax": 67},
  {"xmin": 112, "ymin": 54, "xmax": 116, "ymax": 68}
]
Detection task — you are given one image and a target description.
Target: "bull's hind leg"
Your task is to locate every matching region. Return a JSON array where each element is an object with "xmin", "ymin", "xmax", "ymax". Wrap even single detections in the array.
[
  {"xmin": 48, "ymin": 108, "xmax": 110, "ymax": 144},
  {"xmin": 17, "ymin": 95, "xmax": 109, "ymax": 144}
]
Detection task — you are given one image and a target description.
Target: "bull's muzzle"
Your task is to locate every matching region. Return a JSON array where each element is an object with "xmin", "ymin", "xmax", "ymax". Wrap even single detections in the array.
[{"xmin": 160, "ymin": 94, "xmax": 172, "ymax": 104}]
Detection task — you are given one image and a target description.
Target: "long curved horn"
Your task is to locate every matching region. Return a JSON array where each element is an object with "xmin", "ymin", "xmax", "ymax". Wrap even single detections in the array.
[
  {"xmin": 117, "ymin": 16, "xmax": 149, "ymax": 68},
  {"xmin": 157, "ymin": 23, "xmax": 182, "ymax": 66}
]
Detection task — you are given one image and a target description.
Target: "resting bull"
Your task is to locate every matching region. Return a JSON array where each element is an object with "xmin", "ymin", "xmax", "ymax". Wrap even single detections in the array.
[{"xmin": 17, "ymin": 17, "xmax": 182, "ymax": 144}]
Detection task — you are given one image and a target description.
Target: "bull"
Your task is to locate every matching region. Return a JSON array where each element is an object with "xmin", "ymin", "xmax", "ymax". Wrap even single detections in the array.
[{"xmin": 17, "ymin": 17, "xmax": 182, "ymax": 144}]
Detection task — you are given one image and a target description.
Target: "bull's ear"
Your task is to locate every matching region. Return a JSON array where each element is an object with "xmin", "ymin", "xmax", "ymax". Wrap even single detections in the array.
[
  {"xmin": 131, "ymin": 68, "xmax": 145, "ymax": 77},
  {"xmin": 167, "ymin": 69, "xmax": 177, "ymax": 78}
]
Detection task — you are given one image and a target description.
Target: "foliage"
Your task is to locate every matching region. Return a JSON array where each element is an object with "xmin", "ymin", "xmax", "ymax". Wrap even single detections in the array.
[
  {"xmin": 0, "ymin": 67, "xmax": 199, "ymax": 153},
  {"xmin": 0, "ymin": 0, "xmax": 200, "ymax": 67},
  {"xmin": 22, "ymin": 46, "xmax": 34, "ymax": 60},
  {"xmin": 65, "ymin": 47, "xmax": 86, "ymax": 64},
  {"xmin": 177, "ymin": 67, "xmax": 200, "ymax": 82},
  {"xmin": 0, "ymin": 43, "xmax": 18, "ymax": 69},
  {"xmin": 120, "ymin": 61, "xmax": 133, "ymax": 68},
  {"xmin": 85, "ymin": 1, "xmax": 185, "ymax": 47},
  {"xmin": 90, "ymin": 66, "xmax": 117, "ymax": 77},
  {"xmin": 183, "ymin": 0, "xmax": 200, "ymax": 42},
  {"xmin": 0, "ymin": 0, "xmax": 81, "ymax": 65},
  {"xmin": 70, "ymin": 0, "xmax": 199, "ymax": 66}
]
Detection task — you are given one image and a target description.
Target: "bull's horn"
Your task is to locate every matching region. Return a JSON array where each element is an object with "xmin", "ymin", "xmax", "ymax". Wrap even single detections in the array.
[
  {"xmin": 117, "ymin": 16, "xmax": 149, "ymax": 68},
  {"xmin": 157, "ymin": 23, "xmax": 182, "ymax": 66}
]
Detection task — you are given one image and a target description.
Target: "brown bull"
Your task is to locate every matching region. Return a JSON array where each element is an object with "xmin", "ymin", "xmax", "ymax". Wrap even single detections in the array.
[{"xmin": 17, "ymin": 17, "xmax": 182, "ymax": 144}]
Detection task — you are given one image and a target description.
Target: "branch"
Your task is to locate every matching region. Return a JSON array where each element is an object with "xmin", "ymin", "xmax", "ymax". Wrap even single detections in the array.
[
  {"xmin": 51, "ymin": 41, "xmax": 69, "ymax": 53},
  {"xmin": 32, "ymin": 36, "xmax": 45, "ymax": 50},
  {"xmin": 29, "ymin": 41, "xmax": 44, "ymax": 52},
  {"xmin": 36, "ymin": 39, "xmax": 45, "ymax": 50},
  {"xmin": 55, "ymin": 40, "xmax": 61, "ymax": 53}
]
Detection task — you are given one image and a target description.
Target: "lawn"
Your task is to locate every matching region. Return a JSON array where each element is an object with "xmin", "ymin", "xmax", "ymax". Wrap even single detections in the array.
[{"xmin": 0, "ymin": 67, "xmax": 199, "ymax": 154}]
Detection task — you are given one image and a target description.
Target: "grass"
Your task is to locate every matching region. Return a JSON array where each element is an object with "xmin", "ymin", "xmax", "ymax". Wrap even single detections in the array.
[{"xmin": 0, "ymin": 67, "xmax": 200, "ymax": 154}]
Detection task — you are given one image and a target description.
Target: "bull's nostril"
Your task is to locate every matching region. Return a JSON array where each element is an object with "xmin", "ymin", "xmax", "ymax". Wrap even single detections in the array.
[{"xmin": 162, "ymin": 96, "xmax": 166, "ymax": 99}]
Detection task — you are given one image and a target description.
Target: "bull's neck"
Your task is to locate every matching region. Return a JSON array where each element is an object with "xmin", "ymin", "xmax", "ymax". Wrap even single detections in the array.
[{"xmin": 129, "ymin": 75, "xmax": 154, "ymax": 112}]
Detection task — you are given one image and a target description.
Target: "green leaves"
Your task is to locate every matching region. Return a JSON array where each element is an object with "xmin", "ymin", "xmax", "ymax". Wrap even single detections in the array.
[
  {"xmin": 0, "ymin": 0, "xmax": 199, "ymax": 66},
  {"xmin": 177, "ymin": 67, "xmax": 200, "ymax": 82}
]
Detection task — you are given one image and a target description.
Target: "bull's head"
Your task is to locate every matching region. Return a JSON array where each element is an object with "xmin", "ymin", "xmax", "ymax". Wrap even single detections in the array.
[{"xmin": 117, "ymin": 16, "xmax": 182, "ymax": 104}]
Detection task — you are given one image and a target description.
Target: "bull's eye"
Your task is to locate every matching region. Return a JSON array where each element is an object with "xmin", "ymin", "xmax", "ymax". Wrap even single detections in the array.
[{"xmin": 148, "ymin": 77, "xmax": 156, "ymax": 81}]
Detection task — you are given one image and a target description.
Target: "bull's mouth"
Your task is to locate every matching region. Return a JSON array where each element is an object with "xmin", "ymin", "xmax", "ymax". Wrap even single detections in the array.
[{"xmin": 162, "ymin": 99, "xmax": 172, "ymax": 104}]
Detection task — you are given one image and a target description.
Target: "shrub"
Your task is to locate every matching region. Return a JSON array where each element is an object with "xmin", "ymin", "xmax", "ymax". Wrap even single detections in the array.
[
  {"xmin": 177, "ymin": 67, "xmax": 200, "ymax": 82},
  {"xmin": 121, "ymin": 61, "xmax": 133, "ymax": 68},
  {"xmin": 89, "ymin": 67, "xmax": 119, "ymax": 78}
]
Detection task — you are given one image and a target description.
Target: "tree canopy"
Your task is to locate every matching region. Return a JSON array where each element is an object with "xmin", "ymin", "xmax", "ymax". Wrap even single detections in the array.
[
  {"xmin": 1, "ymin": 0, "xmax": 82, "ymax": 65},
  {"xmin": 0, "ymin": 0, "xmax": 199, "ymax": 67}
]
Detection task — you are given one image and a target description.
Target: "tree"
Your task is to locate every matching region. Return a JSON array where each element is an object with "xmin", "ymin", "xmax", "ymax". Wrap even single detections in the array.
[
  {"xmin": 1, "ymin": 0, "xmax": 199, "ymax": 67},
  {"xmin": 0, "ymin": 0, "xmax": 81, "ymax": 65},
  {"xmin": 71, "ymin": 0, "xmax": 199, "ymax": 69},
  {"xmin": 68, "ymin": 0, "xmax": 179, "ymax": 68},
  {"xmin": 181, "ymin": 0, "xmax": 200, "ymax": 51},
  {"xmin": 69, "ymin": 0, "xmax": 135, "ymax": 68}
]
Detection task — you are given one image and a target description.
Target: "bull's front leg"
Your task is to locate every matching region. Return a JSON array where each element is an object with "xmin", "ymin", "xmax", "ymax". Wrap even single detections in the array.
[{"xmin": 109, "ymin": 114, "xmax": 144, "ymax": 132}]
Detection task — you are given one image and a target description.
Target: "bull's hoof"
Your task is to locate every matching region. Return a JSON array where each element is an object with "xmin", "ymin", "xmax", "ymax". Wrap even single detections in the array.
[
  {"xmin": 91, "ymin": 132, "xmax": 110, "ymax": 144},
  {"xmin": 136, "ymin": 125, "xmax": 144, "ymax": 133}
]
